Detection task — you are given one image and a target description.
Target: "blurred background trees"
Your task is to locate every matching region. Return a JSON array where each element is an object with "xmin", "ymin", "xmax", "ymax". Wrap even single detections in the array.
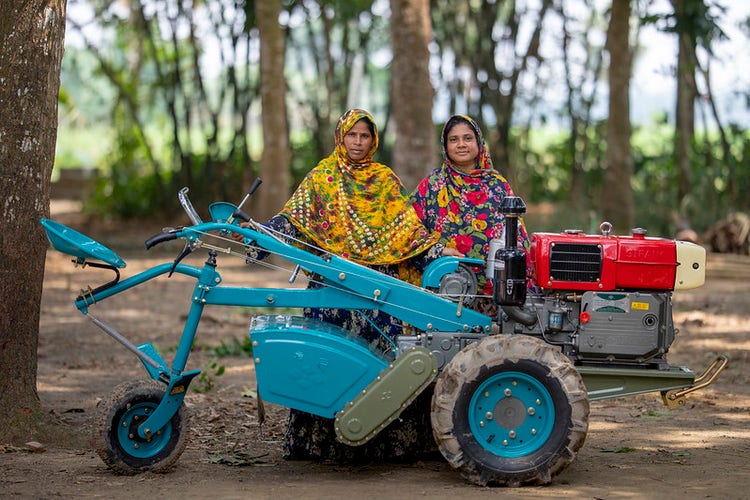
[{"xmin": 57, "ymin": 0, "xmax": 749, "ymax": 237}]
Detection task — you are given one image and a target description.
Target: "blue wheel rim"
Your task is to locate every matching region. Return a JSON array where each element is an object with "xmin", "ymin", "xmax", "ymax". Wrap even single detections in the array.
[
  {"xmin": 116, "ymin": 402, "xmax": 172, "ymax": 459},
  {"xmin": 468, "ymin": 371, "xmax": 555, "ymax": 458}
]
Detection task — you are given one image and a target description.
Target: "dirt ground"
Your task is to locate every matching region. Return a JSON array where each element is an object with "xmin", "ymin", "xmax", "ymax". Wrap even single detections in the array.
[{"xmin": 2, "ymin": 201, "xmax": 749, "ymax": 499}]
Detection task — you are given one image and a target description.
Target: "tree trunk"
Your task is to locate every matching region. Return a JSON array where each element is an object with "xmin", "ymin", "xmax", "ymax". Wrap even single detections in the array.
[
  {"xmin": 480, "ymin": 0, "xmax": 552, "ymax": 192},
  {"xmin": 0, "ymin": 0, "xmax": 68, "ymax": 443},
  {"xmin": 603, "ymin": 0, "xmax": 634, "ymax": 233},
  {"xmin": 561, "ymin": 2, "xmax": 605, "ymax": 211},
  {"xmin": 673, "ymin": 0, "xmax": 697, "ymax": 212},
  {"xmin": 390, "ymin": 0, "xmax": 436, "ymax": 189},
  {"xmin": 256, "ymin": 1, "xmax": 291, "ymax": 221}
]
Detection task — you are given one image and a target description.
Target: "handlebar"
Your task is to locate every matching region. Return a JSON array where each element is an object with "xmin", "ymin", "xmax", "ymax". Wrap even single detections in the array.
[
  {"xmin": 145, "ymin": 231, "xmax": 179, "ymax": 250},
  {"xmin": 146, "ymin": 179, "xmax": 263, "ymax": 255}
]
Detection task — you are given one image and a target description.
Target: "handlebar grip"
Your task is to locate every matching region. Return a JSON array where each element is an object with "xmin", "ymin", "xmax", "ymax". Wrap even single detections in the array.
[
  {"xmin": 232, "ymin": 209, "xmax": 251, "ymax": 223},
  {"xmin": 145, "ymin": 231, "xmax": 178, "ymax": 250},
  {"xmin": 247, "ymin": 177, "xmax": 263, "ymax": 195}
]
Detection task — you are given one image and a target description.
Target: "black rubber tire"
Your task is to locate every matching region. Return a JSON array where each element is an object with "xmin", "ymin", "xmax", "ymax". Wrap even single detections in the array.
[
  {"xmin": 93, "ymin": 379, "xmax": 189, "ymax": 475},
  {"xmin": 431, "ymin": 335, "xmax": 589, "ymax": 486}
]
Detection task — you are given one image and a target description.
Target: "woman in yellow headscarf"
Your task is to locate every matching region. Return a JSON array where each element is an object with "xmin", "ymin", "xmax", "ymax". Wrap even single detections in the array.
[
  {"xmin": 249, "ymin": 109, "xmax": 446, "ymax": 463},
  {"xmin": 279, "ymin": 108, "xmax": 440, "ymax": 266}
]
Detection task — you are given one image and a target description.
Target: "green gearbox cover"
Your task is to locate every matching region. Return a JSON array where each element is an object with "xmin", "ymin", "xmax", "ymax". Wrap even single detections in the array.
[{"xmin": 335, "ymin": 346, "xmax": 438, "ymax": 446}]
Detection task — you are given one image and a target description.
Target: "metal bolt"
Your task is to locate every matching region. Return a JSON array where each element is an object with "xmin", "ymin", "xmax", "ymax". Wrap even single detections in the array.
[
  {"xmin": 504, "ymin": 388, "xmax": 512, "ymax": 397},
  {"xmin": 485, "ymin": 412, "xmax": 493, "ymax": 420},
  {"xmin": 508, "ymin": 430, "xmax": 517, "ymax": 439},
  {"xmin": 410, "ymin": 359, "xmax": 426, "ymax": 375},
  {"xmin": 479, "ymin": 421, "xmax": 485, "ymax": 428},
  {"xmin": 528, "ymin": 407, "xmax": 536, "ymax": 416}
]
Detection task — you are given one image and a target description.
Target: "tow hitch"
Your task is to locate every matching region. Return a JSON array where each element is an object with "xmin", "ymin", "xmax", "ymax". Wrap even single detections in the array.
[{"xmin": 662, "ymin": 355, "xmax": 729, "ymax": 409}]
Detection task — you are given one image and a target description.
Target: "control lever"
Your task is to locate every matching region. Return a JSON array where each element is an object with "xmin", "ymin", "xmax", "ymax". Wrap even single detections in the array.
[
  {"xmin": 228, "ymin": 178, "xmax": 262, "ymax": 225},
  {"xmin": 168, "ymin": 241, "xmax": 194, "ymax": 278}
]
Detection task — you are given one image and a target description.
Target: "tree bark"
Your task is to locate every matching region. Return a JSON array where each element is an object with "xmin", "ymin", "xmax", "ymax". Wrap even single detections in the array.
[
  {"xmin": 0, "ymin": 0, "xmax": 68, "ymax": 442},
  {"xmin": 390, "ymin": 0, "xmax": 436, "ymax": 189},
  {"xmin": 603, "ymin": 0, "xmax": 634, "ymax": 233},
  {"xmin": 255, "ymin": 0, "xmax": 291, "ymax": 220},
  {"xmin": 673, "ymin": 0, "xmax": 697, "ymax": 213}
]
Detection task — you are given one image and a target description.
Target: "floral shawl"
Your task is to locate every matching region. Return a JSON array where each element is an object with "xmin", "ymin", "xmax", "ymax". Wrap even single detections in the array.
[
  {"xmin": 411, "ymin": 115, "xmax": 531, "ymax": 296},
  {"xmin": 280, "ymin": 109, "xmax": 439, "ymax": 266}
]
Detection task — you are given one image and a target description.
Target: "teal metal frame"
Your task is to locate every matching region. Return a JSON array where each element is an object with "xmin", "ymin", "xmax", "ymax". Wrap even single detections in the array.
[{"xmin": 42, "ymin": 215, "xmax": 493, "ymax": 440}]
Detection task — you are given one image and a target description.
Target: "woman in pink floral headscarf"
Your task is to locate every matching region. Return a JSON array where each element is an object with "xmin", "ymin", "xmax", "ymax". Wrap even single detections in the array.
[{"xmin": 411, "ymin": 115, "xmax": 531, "ymax": 316}]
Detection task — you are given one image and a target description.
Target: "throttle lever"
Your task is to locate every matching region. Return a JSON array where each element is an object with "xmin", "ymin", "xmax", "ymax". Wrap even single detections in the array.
[{"xmin": 228, "ymin": 178, "xmax": 262, "ymax": 225}]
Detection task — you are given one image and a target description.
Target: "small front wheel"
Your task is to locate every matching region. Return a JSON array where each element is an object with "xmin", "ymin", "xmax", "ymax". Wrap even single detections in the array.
[
  {"xmin": 431, "ymin": 335, "xmax": 589, "ymax": 486},
  {"xmin": 93, "ymin": 379, "xmax": 189, "ymax": 475}
]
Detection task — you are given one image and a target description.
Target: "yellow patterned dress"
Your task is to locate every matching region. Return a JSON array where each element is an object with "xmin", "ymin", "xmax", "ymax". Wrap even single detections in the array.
[{"xmin": 256, "ymin": 109, "xmax": 442, "ymax": 462}]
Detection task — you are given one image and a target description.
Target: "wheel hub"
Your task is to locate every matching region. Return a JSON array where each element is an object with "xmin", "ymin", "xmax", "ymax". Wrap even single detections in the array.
[
  {"xmin": 493, "ymin": 396, "xmax": 526, "ymax": 429},
  {"xmin": 117, "ymin": 402, "xmax": 172, "ymax": 458},
  {"xmin": 468, "ymin": 371, "xmax": 555, "ymax": 457}
]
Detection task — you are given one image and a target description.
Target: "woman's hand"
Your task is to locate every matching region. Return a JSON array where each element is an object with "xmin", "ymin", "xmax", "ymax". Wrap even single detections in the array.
[
  {"xmin": 441, "ymin": 246, "xmax": 464, "ymax": 258},
  {"xmin": 231, "ymin": 222, "xmax": 251, "ymax": 243}
]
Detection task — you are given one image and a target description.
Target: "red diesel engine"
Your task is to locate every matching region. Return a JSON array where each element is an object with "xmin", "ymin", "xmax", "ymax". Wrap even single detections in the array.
[
  {"xmin": 494, "ymin": 198, "xmax": 707, "ymax": 369},
  {"xmin": 530, "ymin": 225, "xmax": 706, "ymax": 292}
]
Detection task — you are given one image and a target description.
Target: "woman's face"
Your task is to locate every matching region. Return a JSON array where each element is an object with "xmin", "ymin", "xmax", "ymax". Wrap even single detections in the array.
[
  {"xmin": 343, "ymin": 119, "xmax": 374, "ymax": 162},
  {"xmin": 445, "ymin": 122, "xmax": 479, "ymax": 172}
]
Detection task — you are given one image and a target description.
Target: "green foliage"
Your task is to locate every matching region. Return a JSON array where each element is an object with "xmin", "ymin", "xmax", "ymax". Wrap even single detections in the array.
[
  {"xmin": 644, "ymin": 0, "xmax": 728, "ymax": 52},
  {"xmin": 599, "ymin": 446, "xmax": 637, "ymax": 453},
  {"xmin": 194, "ymin": 357, "xmax": 226, "ymax": 394},
  {"xmin": 515, "ymin": 129, "xmax": 576, "ymax": 203},
  {"xmin": 289, "ymin": 130, "xmax": 322, "ymax": 186},
  {"xmin": 509, "ymin": 117, "xmax": 750, "ymax": 238},
  {"xmin": 67, "ymin": 108, "xmax": 749, "ymax": 236},
  {"xmin": 57, "ymin": 0, "xmax": 749, "ymax": 235},
  {"xmin": 211, "ymin": 337, "xmax": 253, "ymax": 358},
  {"xmin": 90, "ymin": 169, "xmax": 165, "ymax": 218},
  {"xmin": 192, "ymin": 335, "xmax": 255, "ymax": 393}
]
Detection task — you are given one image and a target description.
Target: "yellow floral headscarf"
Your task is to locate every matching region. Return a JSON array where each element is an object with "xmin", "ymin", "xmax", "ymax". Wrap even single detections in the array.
[{"xmin": 280, "ymin": 109, "xmax": 439, "ymax": 266}]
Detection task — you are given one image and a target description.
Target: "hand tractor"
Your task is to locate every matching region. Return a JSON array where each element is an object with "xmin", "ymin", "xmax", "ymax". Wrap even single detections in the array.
[{"xmin": 41, "ymin": 181, "xmax": 727, "ymax": 486}]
